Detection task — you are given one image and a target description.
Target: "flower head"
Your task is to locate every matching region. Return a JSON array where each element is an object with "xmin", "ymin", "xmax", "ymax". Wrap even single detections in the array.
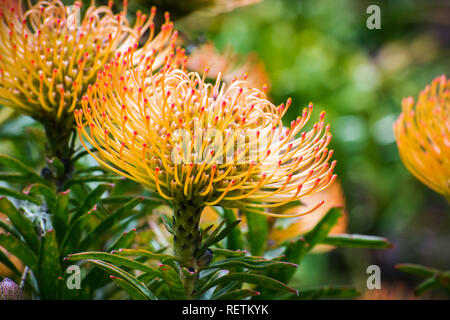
[
  {"xmin": 75, "ymin": 47, "xmax": 336, "ymax": 217},
  {"xmin": 393, "ymin": 75, "xmax": 449, "ymax": 198},
  {"xmin": 0, "ymin": 0, "xmax": 178, "ymax": 125}
]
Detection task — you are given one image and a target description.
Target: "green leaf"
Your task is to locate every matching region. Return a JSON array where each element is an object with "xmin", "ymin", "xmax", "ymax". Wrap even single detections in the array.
[
  {"xmin": 211, "ymin": 248, "xmax": 248, "ymax": 258},
  {"xmin": 0, "ymin": 172, "xmax": 30, "ymax": 183},
  {"xmin": 0, "ymin": 249, "xmax": 21, "ymax": 276},
  {"xmin": 79, "ymin": 197, "xmax": 143, "ymax": 251},
  {"xmin": 202, "ymin": 272, "xmax": 298, "ymax": 295},
  {"xmin": 0, "ymin": 186, "xmax": 41, "ymax": 205},
  {"xmin": 0, "ymin": 154, "xmax": 46, "ymax": 184},
  {"xmin": 322, "ymin": 234, "xmax": 392, "ymax": 249},
  {"xmin": 395, "ymin": 263, "xmax": 440, "ymax": 278},
  {"xmin": 158, "ymin": 264, "xmax": 185, "ymax": 299},
  {"xmin": 198, "ymin": 219, "xmax": 241, "ymax": 256},
  {"xmin": 244, "ymin": 208, "xmax": 268, "ymax": 256},
  {"xmin": 38, "ymin": 230, "xmax": 62, "ymax": 300},
  {"xmin": 270, "ymin": 207, "xmax": 342, "ymax": 283},
  {"xmin": 0, "ymin": 219, "xmax": 21, "ymax": 238},
  {"xmin": 0, "ymin": 233, "xmax": 38, "ymax": 271},
  {"xmin": 23, "ymin": 184, "xmax": 56, "ymax": 212},
  {"xmin": 204, "ymin": 257, "xmax": 297, "ymax": 271},
  {"xmin": 215, "ymin": 289, "xmax": 261, "ymax": 300},
  {"xmin": 110, "ymin": 275, "xmax": 150, "ymax": 300},
  {"xmin": 414, "ymin": 277, "xmax": 440, "ymax": 296},
  {"xmin": 70, "ymin": 183, "xmax": 112, "ymax": 223},
  {"xmin": 162, "ymin": 214, "xmax": 173, "ymax": 234},
  {"xmin": 112, "ymin": 248, "xmax": 176, "ymax": 263},
  {"xmin": 66, "ymin": 251, "xmax": 161, "ymax": 276},
  {"xmin": 283, "ymin": 286, "xmax": 360, "ymax": 300},
  {"xmin": 61, "ymin": 211, "xmax": 94, "ymax": 256},
  {"xmin": 52, "ymin": 190, "xmax": 70, "ymax": 244},
  {"xmin": 222, "ymin": 208, "xmax": 244, "ymax": 251},
  {"xmin": 64, "ymin": 176, "xmax": 124, "ymax": 188},
  {"xmin": 87, "ymin": 259, "xmax": 158, "ymax": 300},
  {"xmin": 106, "ymin": 229, "xmax": 137, "ymax": 252},
  {"xmin": 0, "ymin": 197, "xmax": 40, "ymax": 253}
]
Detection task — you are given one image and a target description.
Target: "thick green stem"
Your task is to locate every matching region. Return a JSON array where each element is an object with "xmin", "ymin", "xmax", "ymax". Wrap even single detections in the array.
[
  {"xmin": 172, "ymin": 203, "xmax": 203, "ymax": 299},
  {"xmin": 43, "ymin": 121, "xmax": 75, "ymax": 192}
]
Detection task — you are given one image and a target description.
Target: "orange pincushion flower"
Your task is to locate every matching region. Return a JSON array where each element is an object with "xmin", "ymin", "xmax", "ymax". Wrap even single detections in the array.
[
  {"xmin": 0, "ymin": 0, "xmax": 177, "ymax": 125},
  {"xmin": 393, "ymin": 75, "xmax": 449, "ymax": 198},
  {"xmin": 75, "ymin": 46, "xmax": 336, "ymax": 217}
]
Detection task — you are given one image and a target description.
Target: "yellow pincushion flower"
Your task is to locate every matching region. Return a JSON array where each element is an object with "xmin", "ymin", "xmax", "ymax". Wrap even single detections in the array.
[
  {"xmin": 393, "ymin": 75, "xmax": 449, "ymax": 199},
  {"xmin": 0, "ymin": 0, "xmax": 177, "ymax": 125},
  {"xmin": 75, "ymin": 47, "xmax": 336, "ymax": 217}
]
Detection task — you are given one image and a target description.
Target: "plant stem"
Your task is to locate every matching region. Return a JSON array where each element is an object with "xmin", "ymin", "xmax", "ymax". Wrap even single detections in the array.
[
  {"xmin": 172, "ymin": 202, "xmax": 203, "ymax": 299},
  {"xmin": 42, "ymin": 121, "xmax": 75, "ymax": 192}
]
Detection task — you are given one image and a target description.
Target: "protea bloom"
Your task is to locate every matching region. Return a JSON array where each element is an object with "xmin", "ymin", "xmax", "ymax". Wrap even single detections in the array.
[
  {"xmin": 393, "ymin": 75, "xmax": 449, "ymax": 199},
  {"xmin": 75, "ymin": 45, "xmax": 336, "ymax": 292},
  {"xmin": 0, "ymin": 0, "xmax": 178, "ymax": 159}
]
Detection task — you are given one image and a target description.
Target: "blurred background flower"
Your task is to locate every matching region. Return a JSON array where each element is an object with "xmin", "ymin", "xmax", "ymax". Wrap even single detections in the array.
[{"xmin": 394, "ymin": 75, "xmax": 449, "ymax": 200}]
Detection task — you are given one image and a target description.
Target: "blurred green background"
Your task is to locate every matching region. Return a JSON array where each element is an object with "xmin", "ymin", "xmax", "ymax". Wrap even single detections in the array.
[{"xmin": 1, "ymin": 0, "xmax": 449, "ymax": 298}]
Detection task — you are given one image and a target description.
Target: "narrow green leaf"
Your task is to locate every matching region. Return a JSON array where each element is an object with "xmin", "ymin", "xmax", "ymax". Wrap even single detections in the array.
[
  {"xmin": 0, "ymin": 154, "xmax": 46, "ymax": 184},
  {"xmin": 61, "ymin": 212, "xmax": 93, "ymax": 256},
  {"xmin": 70, "ymin": 183, "xmax": 112, "ymax": 223},
  {"xmin": 211, "ymin": 248, "xmax": 248, "ymax": 257},
  {"xmin": 244, "ymin": 209, "xmax": 268, "ymax": 256},
  {"xmin": 204, "ymin": 258, "xmax": 297, "ymax": 271},
  {"xmin": 0, "ymin": 197, "xmax": 39, "ymax": 253},
  {"xmin": 106, "ymin": 229, "xmax": 137, "ymax": 252},
  {"xmin": 415, "ymin": 277, "xmax": 440, "ymax": 296},
  {"xmin": 322, "ymin": 234, "xmax": 392, "ymax": 249},
  {"xmin": 0, "ymin": 172, "xmax": 30, "ymax": 183},
  {"xmin": 222, "ymin": 208, "xmax": 244, "ymax": 251},
  {"xmin": 0, "ymin": 187, "xmax": 41, "ymax": 205},
  {"xmin": 38, "ymin": 230, "xmax": 62, "ymax": 300},
  {"xmin": 395, "ymin": 263, "xmax": 440, "ymax": 278},
  {"xmin": 66, "ymin": 251, "xmax": 160, "ymax": 276},
  {"xmin": 284, "ymin": 286, "xmax": 360, "ymax": 300},
  {"xmin": 203, "ymin": 272, "xmax": 297, "ymax": 294},
  {"xmin": 162, "ymin": 214, "xmax": 173, "ymax": 234},
  {"xmin": 0, "ymin": 249, "xmax": 21, "ymax": 276},
  {"xmin": 87, "ymin": 259, "xmax": 157, "ymax": 300},
  {"xmin": 23, "ymin": 184, "xmax": 56, "ymax": 212},
  {"xmin": 79, "ymin": 197, "xmax": 142, "ymax": 251},
  {"xmin": 303, "ymin": 207, "xmax": 342, "ymax": 248},
  {"xmin": 0, "ymin": 233, "xmax": 38, "ymax": 271},
  {"xmin": 0, "ymin": 219, "xmax": 21, "ymax": 238},
  {"xmin": 158, "ymin": 264, "xmax": 185, "ymax": 299},
  {"xmin": 65, "ymin": 176, "xmax": 123, "ymax": 187},
  {"xmin": 269, "ymin": 208, "xmax": 342, "ymax": 283},
  {"xmin": 215, "ymin": 289, "xmax": 261, "ymax": 300},
  {"xmin": 199, "ymin": 219, "xmax": 241, "ymax": 256},
  {"xmin": 110, "ymin": 275, "xmax": 150, "ymax": 300},
  {"xmin": 112, "ymin": 248, "xmax": 176, "ymax": 263},
  {"xmin": 52, "ymin": 190, "xmax": 70, "ymax": 244}
]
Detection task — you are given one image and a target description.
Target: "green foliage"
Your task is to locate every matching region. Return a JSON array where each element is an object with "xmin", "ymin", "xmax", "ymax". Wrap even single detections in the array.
[
  {"xmin": 0, "ymin": 154, "xmax": 163, "ymax": 299},
  {"xmin": 396, "ymin": 264, "xmax": 450, "ymax": 296},
  {"xmin": 60, "ymin": 206, "xmax": 392, "ymax": 300}
]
